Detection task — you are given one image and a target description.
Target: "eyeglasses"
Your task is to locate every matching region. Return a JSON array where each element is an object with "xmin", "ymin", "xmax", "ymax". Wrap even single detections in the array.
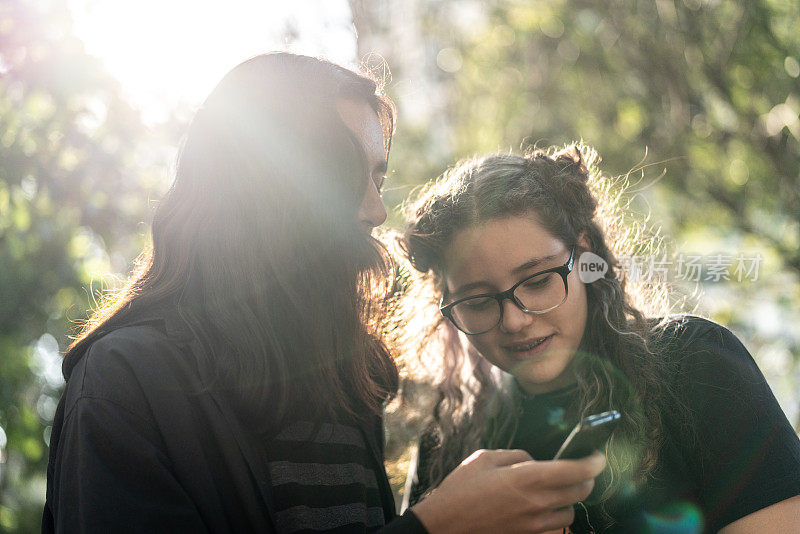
[{"xmin": 440, "ymin": 245, "xmax": 576, "ymax": 335}]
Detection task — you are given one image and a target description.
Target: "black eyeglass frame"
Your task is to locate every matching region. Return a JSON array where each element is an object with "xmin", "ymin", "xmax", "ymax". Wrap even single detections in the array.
[{"xmin": 440, "ymin": 244, "xmax": 576, "ymax": 335}]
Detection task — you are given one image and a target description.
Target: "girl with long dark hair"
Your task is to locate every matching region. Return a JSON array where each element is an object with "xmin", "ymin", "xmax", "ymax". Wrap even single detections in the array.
[
  {"xmin": 43, "ymin": 55, "xmax": 606, "ymax": 533},
  {"xmin": 400, "ymin": 144, "xmax": 800, "ymax": 533}
]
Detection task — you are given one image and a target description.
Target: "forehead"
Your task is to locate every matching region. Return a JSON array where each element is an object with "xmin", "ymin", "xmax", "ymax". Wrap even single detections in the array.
[
  {"xmin": 336, "ymin": 98, "xmax": 385, "ymax": 166},
  {"xmin": 443, "ymin": 215, "xmax": 562, "ymax": 290}
]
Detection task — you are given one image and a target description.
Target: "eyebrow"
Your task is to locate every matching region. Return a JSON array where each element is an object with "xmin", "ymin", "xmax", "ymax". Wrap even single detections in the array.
[
  {"xmin": 450, "ymin": 253, "xmax": 559, "ymax": 297},
  {"xmin": 510, "ymin": 253, "xmax": 558, "ymax": 275}
]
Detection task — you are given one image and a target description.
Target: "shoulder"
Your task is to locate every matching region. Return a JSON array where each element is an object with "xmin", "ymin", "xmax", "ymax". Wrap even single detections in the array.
[
  {"xmin": 648, "ymin": 313, "xmax": 784, "ymax": 442},
  {"xmin": 648, "ymin": 318, "xmax": 800, "ymax": 531},
  {"xmin": 652, "ymin": 314, "xmax": 735, "ymax": 346},
  {"xmin": 64, "ymin": 325, "xmax": 190, "ymax": 420},
  {"xmin": 649, "ymin": 314, "xmax": 757, "ymax": 375},
  {"xmin": 79, "ymin": 325, "xmax": 186, "ymax": 388},
  {"xmin": 645, "ymin": 314, "xmax": 773, "ymax": 445}
]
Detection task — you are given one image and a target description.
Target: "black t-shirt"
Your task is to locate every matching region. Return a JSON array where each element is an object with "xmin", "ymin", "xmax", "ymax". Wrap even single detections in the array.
[
  {"xmin": 409, "ymin": 316, "xmax": 800, "ymax": 533},
  {"xmin": 496, "ymin": 383, "xmax": 701, "ymax": 533}
]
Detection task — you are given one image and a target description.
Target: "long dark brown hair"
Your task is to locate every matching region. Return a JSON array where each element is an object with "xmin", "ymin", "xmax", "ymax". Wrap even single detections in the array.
[
  {"xmin": 65, "ymin": 52, "xmax": 399, "ymax": 434},
  {"xmin": 399, "ymin": 144, "xmax": 695, "ymax": 525}
]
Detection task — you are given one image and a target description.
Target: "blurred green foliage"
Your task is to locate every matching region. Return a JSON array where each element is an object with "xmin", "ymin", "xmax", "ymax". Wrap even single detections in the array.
[
  {"xmin": 2, "ymin": 0, "xmax": 799, "ymax": 530},
  {"xmin": 454, "ymin": 0, "xmax": 800, "ymax": 271},
  {"xmin": 371, "ymin": 0, "xmax": 800, "ymax": 261},
  {"xmin": 0, "ymin": 0, "xmax": 174, "ymax": 530}
]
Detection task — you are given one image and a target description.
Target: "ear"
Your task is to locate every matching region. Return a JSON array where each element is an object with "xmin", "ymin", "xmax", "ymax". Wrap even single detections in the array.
[{"xmin": 576, "ymin": 231, "xmax": 592, "ymax": 254}]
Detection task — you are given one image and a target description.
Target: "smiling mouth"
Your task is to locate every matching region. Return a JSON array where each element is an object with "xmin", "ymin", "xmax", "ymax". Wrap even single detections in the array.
[{"xmin": 505, "ymin": 334, "xmax": 555, "ymax": 353}]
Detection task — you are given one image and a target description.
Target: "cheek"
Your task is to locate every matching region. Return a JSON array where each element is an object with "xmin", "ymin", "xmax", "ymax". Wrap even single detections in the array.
[
  {"xmin": 563, "ymin": 281, "xmax": 589, "ymax": 338},
  {"xmin": 466, "ymin": 334, "xmax": 501, "ymax": 364},
  {"xmin": 564, "ymin": 266, "xmax": 585, "ymax": 302}
]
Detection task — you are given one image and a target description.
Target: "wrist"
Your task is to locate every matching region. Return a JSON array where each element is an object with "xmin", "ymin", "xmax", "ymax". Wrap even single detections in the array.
[{"xmin": 409, "ymin": 493, "xmax": 451, "ymax": 534}]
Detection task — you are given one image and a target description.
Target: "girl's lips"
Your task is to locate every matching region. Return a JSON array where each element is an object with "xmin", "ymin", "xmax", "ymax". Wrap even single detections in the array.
[{"xmin": 504, "ymin": 334, "xmax": 555, "ymax": 361}]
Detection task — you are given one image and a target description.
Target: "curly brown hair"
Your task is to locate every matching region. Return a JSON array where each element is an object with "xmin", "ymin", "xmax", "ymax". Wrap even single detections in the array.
[{"xmin": 397, "ymin": 143, "xmax": 695, "ymax": 525}]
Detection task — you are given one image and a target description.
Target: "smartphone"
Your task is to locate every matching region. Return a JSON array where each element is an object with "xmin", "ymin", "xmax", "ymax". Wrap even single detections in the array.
[{"xmin": 553, "ymin": 410, "xmax": 621, "ymax": 460}]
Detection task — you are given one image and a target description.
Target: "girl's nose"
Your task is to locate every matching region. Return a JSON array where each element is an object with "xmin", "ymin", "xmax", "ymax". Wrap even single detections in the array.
[{"xmin": 499, "ymin": 298, "xmax": 534, "ymax": 334}]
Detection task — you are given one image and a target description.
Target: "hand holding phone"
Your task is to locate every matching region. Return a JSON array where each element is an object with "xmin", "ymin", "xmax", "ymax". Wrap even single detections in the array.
[
  {"xmin": 553, "ymin": 410, "xmax": 621, "ymax": 460},
  {"xmin": 411, "ymin": 448, "xmax": 606, "ymax": 534}
]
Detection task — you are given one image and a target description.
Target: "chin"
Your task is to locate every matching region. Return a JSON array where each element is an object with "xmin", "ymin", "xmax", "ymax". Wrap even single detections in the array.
[
  {"xmin": 513, "ymin": 359, "xmax": 572, "ymax": 391},
  {"xmin": 518, "ymin": 372, "xmax": 560, "ymax": 387}
]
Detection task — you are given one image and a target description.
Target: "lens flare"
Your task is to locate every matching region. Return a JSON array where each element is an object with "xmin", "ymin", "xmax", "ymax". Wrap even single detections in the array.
[{"xmin": 641, "ymin": 501, "xmax": 703, "ymax": 534}]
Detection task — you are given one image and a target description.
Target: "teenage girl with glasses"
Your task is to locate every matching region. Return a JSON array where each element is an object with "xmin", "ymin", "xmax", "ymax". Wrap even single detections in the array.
[{"xmin": 399, "ymin": 144, "xmax": 800, "ymax": 533}]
